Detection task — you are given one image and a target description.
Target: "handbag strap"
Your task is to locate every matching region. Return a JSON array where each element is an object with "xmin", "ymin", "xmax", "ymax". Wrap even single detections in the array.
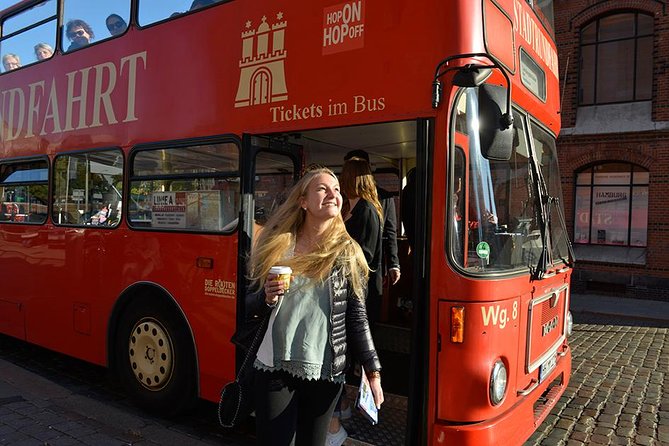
[{"xmin": 235, "ymin": 313, "xmax": 269, "ymax": 380}]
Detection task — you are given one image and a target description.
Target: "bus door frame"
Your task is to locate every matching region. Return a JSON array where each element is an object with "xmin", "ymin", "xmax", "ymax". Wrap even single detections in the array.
[
  {"xmin": 406, "ymin": 118, "xmax": 433, "ymax": 445},
  {"xmin": 236, "ymin": 134, "xmax": 302, "ymax": 367}
]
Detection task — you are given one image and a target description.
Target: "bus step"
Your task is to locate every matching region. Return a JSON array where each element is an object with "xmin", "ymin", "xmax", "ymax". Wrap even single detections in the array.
[
  {"xmin": 345, "ymin": 438, "xmax": 374, "ymax": 446},
  {"xmin": 341, "ymin": 384, "xmax": 407, "ymax": 446},
  {"xmin": 372, "ymin": 323, "xmax": 411, "ymax": 354}
]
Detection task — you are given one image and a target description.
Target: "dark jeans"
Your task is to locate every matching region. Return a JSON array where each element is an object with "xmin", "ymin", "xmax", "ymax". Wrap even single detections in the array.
[{"xmin": 254, "ymin": 369, "xmax": 343, "ymax": 446}]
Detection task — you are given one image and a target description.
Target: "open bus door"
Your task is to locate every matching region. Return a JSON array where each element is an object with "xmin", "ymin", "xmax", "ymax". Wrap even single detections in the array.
[
  {"xmin": 236, "ymin": 134, "xmax": 302, "ymax": 365},
  {"xmin": 236, "ymin": 121, "xmax": 430, "ymax": 445}
]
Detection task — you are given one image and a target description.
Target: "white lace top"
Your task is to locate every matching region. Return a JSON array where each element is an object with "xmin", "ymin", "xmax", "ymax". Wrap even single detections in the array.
[{"xmin": 254, "ymin": 274, "xmax": 343, "ymax": 382}]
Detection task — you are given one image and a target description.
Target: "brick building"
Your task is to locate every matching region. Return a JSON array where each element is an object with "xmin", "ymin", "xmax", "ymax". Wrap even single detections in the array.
[{"xmin": 555, "ymin": 0, "xmax": 669, "ymax": 299}]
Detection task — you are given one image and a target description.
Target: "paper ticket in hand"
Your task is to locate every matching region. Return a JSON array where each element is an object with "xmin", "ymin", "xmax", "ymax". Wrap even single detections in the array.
[{"xmin": 356, "ymin": 365, "xmax": 378, "ymax": 425}]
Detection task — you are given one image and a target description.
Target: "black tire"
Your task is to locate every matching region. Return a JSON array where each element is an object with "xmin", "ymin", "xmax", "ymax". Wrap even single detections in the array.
[{"xmin": 115, "ymin": 297, "xmax": 197, "ymax": 416}]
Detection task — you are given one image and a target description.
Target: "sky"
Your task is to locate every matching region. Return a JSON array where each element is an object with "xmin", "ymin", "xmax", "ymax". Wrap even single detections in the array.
[{"xmin": 0, "ymin": 0, "xmax": 195, "ymax": 70}]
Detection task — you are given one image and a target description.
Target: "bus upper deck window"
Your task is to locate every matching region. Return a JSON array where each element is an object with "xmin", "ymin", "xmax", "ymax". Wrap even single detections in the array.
[
  {"xmin": 0, "ymin": 0, "xmax": 56, "ymax": 72},
  {"xmin": 61, "ymin": 0, "xmax": 130, "ymax": 53},
  {"xmin": 138, "ymin": 0, "xmax": 226, "ymax": 27}
]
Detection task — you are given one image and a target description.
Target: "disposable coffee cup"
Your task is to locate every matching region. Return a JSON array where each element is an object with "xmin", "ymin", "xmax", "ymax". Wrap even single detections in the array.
[{"xmin": 269, "ymin": 266, "xmax": 292, "ymax": 293}]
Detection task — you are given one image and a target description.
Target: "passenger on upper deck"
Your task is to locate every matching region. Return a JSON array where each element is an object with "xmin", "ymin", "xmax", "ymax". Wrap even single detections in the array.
[
  {"xmin": 65, "ymin": 19, "xmax": 94, "ymax": 51},
  {"xmin": 34, "ymin": 43, "xmax": 53, "ymax": 61},
  {"xmin": 105, "ymin": 14, "xmax": 127, "ymax": 37},
  {"xmin": 2, "ymin": 54, "xmax": 21, "ymax": 72}
]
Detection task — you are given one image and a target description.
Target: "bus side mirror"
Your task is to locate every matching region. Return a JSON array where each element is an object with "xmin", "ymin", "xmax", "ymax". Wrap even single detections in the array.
[
  {"xmin": 453, "ymin": 66, "xmax": 492, "ymax": 87},
  {"xmin": 478, "ymin": 84, "xmax": 513, "ymax": 161}
]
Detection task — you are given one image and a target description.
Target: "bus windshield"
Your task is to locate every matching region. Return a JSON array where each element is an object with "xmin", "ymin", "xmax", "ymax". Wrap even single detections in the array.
[{"xmin": 451, "ymin": 87, "xmax": 557, "ymax": 274}]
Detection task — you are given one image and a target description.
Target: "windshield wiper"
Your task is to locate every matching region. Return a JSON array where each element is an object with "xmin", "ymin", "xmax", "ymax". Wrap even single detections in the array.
[
  {"xmin": 531, "ymin": 195, "xmax": 575, "ymax": 280},
  {"xmin": 552, "ymin": 196, "xmax": 576, "ymax": 268},
  {"xmin": 531, "ymin": 194, "xmax": 551, "ymax": 280}
]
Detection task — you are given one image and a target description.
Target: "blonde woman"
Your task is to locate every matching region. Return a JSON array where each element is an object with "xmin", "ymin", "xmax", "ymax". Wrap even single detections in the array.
[{"xmin": 247, "ymin": 167, "xmax": 383, "ymax": 446}]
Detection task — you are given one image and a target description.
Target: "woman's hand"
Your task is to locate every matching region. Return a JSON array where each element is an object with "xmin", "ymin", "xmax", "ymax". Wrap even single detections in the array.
[
  {"xmin": 388, "ymin": 268, "xmax": 401, "ymax": 285},
  {"xmin": 369, "ymin": 375, "xmax": 384, "ymax": 409},
  {"xmin": 263, "ymin": 274, "xmax": 285, "ymax": 307}
]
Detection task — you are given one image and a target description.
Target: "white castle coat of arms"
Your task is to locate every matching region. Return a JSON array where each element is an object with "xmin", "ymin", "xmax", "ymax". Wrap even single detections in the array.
[{"xmin": 235, "ymin": 12, "xmax": 288, "ymax": 108}]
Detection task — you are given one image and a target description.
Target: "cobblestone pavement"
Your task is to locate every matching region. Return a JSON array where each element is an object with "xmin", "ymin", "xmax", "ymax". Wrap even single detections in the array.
[
  {"xmin": 524, "ymin": 313, "xmax": 669, "ymax": 446},
  {"xmin": 2, "ymin": 312, "xmax": 668, "ymax": 445}
]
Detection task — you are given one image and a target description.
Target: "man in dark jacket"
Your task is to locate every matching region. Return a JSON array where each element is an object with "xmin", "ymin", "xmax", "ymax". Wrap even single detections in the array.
[{"xmin": 344, "ymin": 150, "xmax": 401, "ymax": 286}]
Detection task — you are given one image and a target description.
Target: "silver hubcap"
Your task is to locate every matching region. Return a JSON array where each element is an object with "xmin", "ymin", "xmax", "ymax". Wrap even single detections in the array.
[{"xmin": 128, "ymin": 318, "xmax": 174, "ymax": 391}]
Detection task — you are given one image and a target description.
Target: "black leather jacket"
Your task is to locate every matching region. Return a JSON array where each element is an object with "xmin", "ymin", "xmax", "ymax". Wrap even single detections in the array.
[{"xmin": 247, "ymin": 266, "xmax": 381, "ymax": 377}]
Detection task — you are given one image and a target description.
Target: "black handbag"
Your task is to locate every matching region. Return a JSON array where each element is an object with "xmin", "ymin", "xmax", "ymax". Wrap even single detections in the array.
[
  {"xmin": 218, "ymin": 313, "xmax": 269, "ymax": 429},
  {"xmin": 230, "ymin": 314, "xmax": 267, "ymax": 352}
]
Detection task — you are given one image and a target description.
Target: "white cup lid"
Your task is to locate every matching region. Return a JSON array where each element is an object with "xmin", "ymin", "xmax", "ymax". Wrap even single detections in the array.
[{"xmin": 269, "ymin": 266, "xmax": 292, "ymax": 275}]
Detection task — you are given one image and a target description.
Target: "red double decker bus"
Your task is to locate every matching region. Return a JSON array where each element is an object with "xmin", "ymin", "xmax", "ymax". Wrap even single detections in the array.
[{"xmin": 0, "ymin": 0, "xmax": 573, "ymax": 444}]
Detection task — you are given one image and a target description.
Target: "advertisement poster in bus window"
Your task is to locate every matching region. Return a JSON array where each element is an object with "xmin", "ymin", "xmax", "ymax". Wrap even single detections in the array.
[{"xmin": 152, "ymin": 192, "xmax": 186, "ymax": 228}]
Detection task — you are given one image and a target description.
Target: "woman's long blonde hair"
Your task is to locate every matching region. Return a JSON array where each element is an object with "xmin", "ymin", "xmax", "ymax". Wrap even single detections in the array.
[
  {"xmin": 248, "ymin": 167, "xmax": 369, "ymax": 299},
  {"xmin": 340, "ymin": 157, "xmax": 383, "ymax": 221}
]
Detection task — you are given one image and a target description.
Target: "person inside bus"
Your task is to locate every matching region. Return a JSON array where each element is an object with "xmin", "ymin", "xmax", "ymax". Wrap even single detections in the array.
[
  {"xmin": 327, "ymin": 157, "xmax": 383, "ymax": 446},
  {"xmin": 2, "ymin": 54, "xmax": 21, "ymax": 72},
  {"xmin": 34, "ymin": 43, "xmax": 53, "ymax": 61},
  {"xmin": 1, "ymin": 202, "xmax": 19, "ymax": 221},
  {"xmin": 105, "ymin": 14, "xmax": 128, "ymax": 37},
  {"xmin": 340, "ymin": 157, "xmax": 383, "ymax": 323},
  {"xmin": 344, "ymin": 150, "xmax": 401, "ymax": 286},
  {"xmin": 246, "ymin": 166, "xmax": 383, "ymax": 446},
  {"xmin": 65, "ymin": 19, "xmax": 94, "ymax": 51}
]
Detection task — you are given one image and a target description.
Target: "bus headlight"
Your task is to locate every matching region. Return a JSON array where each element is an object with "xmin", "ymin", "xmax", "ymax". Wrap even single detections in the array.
[
  {"xmin": 489, "ymin": 359, "xmax": 507, "ymax": 406},
  {"xmin": 566, "ymin": 311, "xmax": 573, "ymax": 337}
]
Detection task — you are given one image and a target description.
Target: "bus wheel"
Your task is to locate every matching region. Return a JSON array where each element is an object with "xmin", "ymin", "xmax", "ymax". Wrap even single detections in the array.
[{"xmin": 115, "ymin": 299, "xmax": 196, "ymax": 415}]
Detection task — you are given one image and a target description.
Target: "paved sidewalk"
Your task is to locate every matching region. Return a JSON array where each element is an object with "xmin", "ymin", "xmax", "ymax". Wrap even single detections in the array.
[
  {"xmin": 570, "ymin": 292, "xmax": 669, "ymax": 322},
  {"xmin": 0, "ymin": 351, "xmax": 239, "ymax": 446}
]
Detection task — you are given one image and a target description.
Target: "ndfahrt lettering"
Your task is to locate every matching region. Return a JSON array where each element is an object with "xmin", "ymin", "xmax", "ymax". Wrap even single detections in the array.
[{"xmin": 0, "ymin": 51, "xmax": 147, "ymax": 142}]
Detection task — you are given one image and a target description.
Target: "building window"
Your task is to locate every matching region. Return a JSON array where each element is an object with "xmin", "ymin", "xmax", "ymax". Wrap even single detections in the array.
[
  {"xmin": 574, "ymin": 162, "xmax": 648, "ymax": 247},
  {"xmin": 579, "ymin": 12, "xmax": 653, "ymax": 105}
]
